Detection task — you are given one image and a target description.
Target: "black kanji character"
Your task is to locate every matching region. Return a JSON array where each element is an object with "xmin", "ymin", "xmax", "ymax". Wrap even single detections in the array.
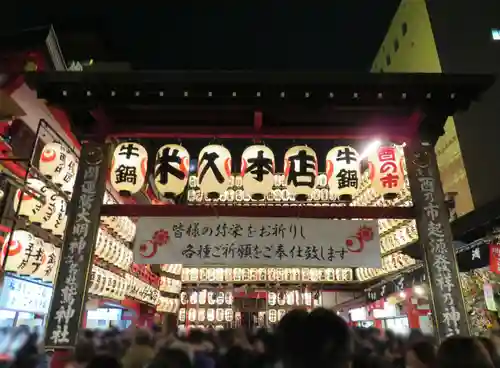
[
  {"xmin": 237, "ymin": 244, "xmax": 253, "ymax": 259},
  {"xmin": 201, "ymin": 244, "xmax": 212, "ymax": 258},
  {"xmin": 202, "ymin": 226, "xmax": 213, "ymax": 236},
  {"xmin": 212, "ymin": 246, "xmax": 221, "ymax": 257},
  {"xmin": 154, "ymin": 147, "xmax": 186, "ymax": 187},
  {"xmin": 336, "ymin": 147, "xmax": 357, "ymax": 164},
  {"xmin": 247, "ymin": 225, "xmax": 256, "ymax": 237},
  {"xmin": 118, "ymin": 143, "xmax": 140, "ymax": 159},
  {"xmin": 286, "ymin": 150, "xmax": 316, "ymax": 188},
  {"xmin": 271, "ymin": 224, "xmax": 287, "ymax": 239},
  {"xmin": 304, "ymin": 246, "xmax": 321, "ymax": 261},
  {"xmin": 186, "ymin": 222, "xmax": 201, "ymax": 237},
  {"xmin": 327, "ymin": 246, "xmax": 336, "ymax": 262},
  {"xmin": 259, "ymin": 226, "xmax": 271, "ymax": 237},
  {"xmin": 215, "ymin": 223, "xmax": 228, "ymax": 237},
  {"xmin": 289, "ymin": 224, "xmax": 306, "ymax": 240},
  {"xmin": 245, "ymin": 150, "xmax": 272, "ymax": 182},
  {"xmin": 114, "ymin": 165, "xmax": 137, "ymax": 185},
  {"xmin": 172, "ymin": 223, "xmax": 185, "ymax": 238},
  {"xmin": 199, "ymin": 151, "xmax": 224, "ymax": 184},
  {"xmin": 252, "ymin": 245, "xmax": 262, "ymax": 259},
  {"xmin": 275, "ymin": 244, "xmax": 288, "ymax": 260},
  {"xmin": 263, "ymin": 245, "xmax": 273, "ymax": 258},
  {"xmin": 336, "ymin": 169, "xmax": 359, "ymax": 189},
  {"xmin": 289, "ymin": 245, "xmax": 304, "ymax": 259},
  {"xmin": 221, "ymin": 243, "xmax": 236, "ymax": 258},
  {"xmin": 229, "ymin": 224, "xmax": 244, "ymax": 238},
  {"xmin": 181, "ymin": 244, "xmax": 196, "ymax": 258},
  {"xmin": 336, "ymin": 248, "xmax": 346, "ymax": 260}
]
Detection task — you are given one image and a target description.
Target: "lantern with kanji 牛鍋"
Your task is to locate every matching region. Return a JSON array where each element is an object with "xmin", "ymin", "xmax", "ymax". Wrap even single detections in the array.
[
  {"xmin": 110, "ymin": 142, "xmax": 148, "ymax": 196},
  {"xmin": 197, "ymin": 144, "xmax": 232, "ymax": 199},
  {"xmin": 241, "ymin": 145, "xmax": 275, "ymax": 200},
  {"xmin": 284, "ymin": 145, "xmax": 318, "ymax": 200},
  {"xmin": 154, "ymin": 144, "xmax": 190, "ymax": 200},
  {"xmin": 368, "ymin": 145, "xmax": 405, "ymax": 200},
  {"xmin": 326, "ymin": 146, "xmax": 360, "ymax": 202}
]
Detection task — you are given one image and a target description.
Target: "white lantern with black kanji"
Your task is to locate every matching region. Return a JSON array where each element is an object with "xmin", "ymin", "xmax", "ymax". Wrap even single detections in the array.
[
  {"xmin": 1, "ymin": 230, "xmax": 33, "ymax": 273},
  {"xmin": 41, "ymin": 196, "xmax": 66, "ymax": 236},
  {"xmin": 18, "ymin": 236, "xmax": 45, "ymax": 276},
  {"xmin": 284, "ymin": 145, "xmax": 318, "ymax": 200},
  {"xmin": 197, "ymin": 144, "xmax": 232, "ymax": 199},
  {"xmin": 154, "ymin": 144, "xmax": 190, "ymax": 199},
  {"xmin": 33, "ymin": 241, "xmax": 54, "ymax": 279},
  {"xmin": 326, "ymin": 146, "xmax": 360, "ymax": 202},
  {"xmin": 12, "ymin": 178, "xmax": 46, "ymax": 220},
  {"xmin": 241, "ymin": 145, "xmax": 275, "ymax": 200},
  {"xmin": 110, "ymin": 142, "xmax": 148, "ymax": 196},
  {"xmin": 38, "ymin": 142, "xmax": 68, "ymax": 179},
  {"xmin": 368, "ymin": 145, "xmax": 405, "ymax": 200},
  {"xmin": 42, "ymin": 243, "xmax": 59, "ymax": 283},
  {"xmin": 60, "ymin": 153, "xmax": 78, "ymax": 194},
  {"xmin": 32, "ymin": 186, "xmax": 56, "ymax": 225}
]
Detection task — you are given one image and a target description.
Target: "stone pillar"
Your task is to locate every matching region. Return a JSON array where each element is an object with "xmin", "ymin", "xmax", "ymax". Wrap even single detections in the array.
[
  {"xmin": 405, "ymin": 140, "xmax": 470, "ymax": 342},
  {"xmin": 45, "ymin": 142, "xmax": 109, "ymax": 349}
]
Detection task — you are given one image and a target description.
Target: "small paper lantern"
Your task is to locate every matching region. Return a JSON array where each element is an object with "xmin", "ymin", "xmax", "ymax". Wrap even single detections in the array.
[
  {"xmin": 241, "ymin": 145, "xmax": 275, "ymax": 200},
  {"xmin": 42, "ymin": 244, "xmax": 59, "ymax": 283},
  {"xmin": 38, "ymin": 142, "xmax": 68, "ymax": 179},
  {"xmin": 284, "ymin": 145, "xmax": 318, "ymax": 200},
  {"xmin": 368, "ymin": 145, "xmax": 405, "ymax": 200},
  {"xmin": 41, "ymin": 196, "xmax": 66, "ymax": 236},
  {"xmin": 13, "ymin": 178, "xmax": 45, "ymax": 219},
  {"xmin": 1, "ymin": 230, "xmax": 33, "ymax": 272},
  {"xmin": 326, "ymin": 146, "xmax": 361, "ymax": 202},
  {"xmin": 197, "ymin": 144, "xmax": 232, "ymax": 199},
  {"xmin": 60, "ymin": 153, "xmax": 78, "ymax": 194},
  {"xmin": 33, "ymin": 241, "xmax": 55, "ymax": 279},
  {"xmin": 33, "ymin": 187, "xmax": 57, "ymax": 225},
  {"xmin": 110, "ymin": 142, "xmax": 148, "ymax": 196},
  {"xmin": 154, "ymin": 144, "xmax": 190, "ymax": 199}
]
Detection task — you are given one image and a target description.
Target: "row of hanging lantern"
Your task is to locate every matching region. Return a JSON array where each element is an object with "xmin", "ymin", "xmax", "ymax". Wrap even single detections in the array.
[
  {"xmin": 1, "ymin": 230, "xmax": 59, "ymax": 283},
  {"xmin": 181, "ymin": 290, "xmax": 233, "ymax": 306},
  {"xmin": 156, "ymin": 297, "xmax": 181, "ymax": 314},
  {"xmin": 159, "ymin": 276, "xmax": 182, "ymax": 294},
  {"xmin": 89, "ymin": 266, "xmax": 128, "ymax": 301},
  {"xmin": 181, "ymin": 267, "xmax": 354, "ymax": 283},
  {"xmin": 180, "ymin": 308, "xmax": 234, "ymax": 324},
  {"xmin": 95, "ymin": 228, "xmax": 133, "ymax": 271},
  {"xmin": 110, "ymin": 142, "xmax": 405, "ymax": 202},
  {"xmin": 356, "ymin": 252, "xmax": 418, "ymax": 281},
  {"xmin": 160, "ymin": 264, "xmax": 183, "ymax": 275},
  {"xmin": 125, "ymin": 273, "xmax": 161, "ymax": 305},
  {"xmin": 102, "ymin": 193, "xmax": 136, "ymax": 243},
  {"xmin": 380, "ymin": 220, "xmax": 418, "ymax": 254}
]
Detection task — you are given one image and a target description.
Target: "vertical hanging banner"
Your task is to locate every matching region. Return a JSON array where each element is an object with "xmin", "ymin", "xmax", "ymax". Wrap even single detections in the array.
[
  {"xmin": 45, "ymin": 142, "xmax": 108, "ymax": 349},
  {"xmin": 406, "ymin": 141, "xmax": 470, "ymax": 341}
]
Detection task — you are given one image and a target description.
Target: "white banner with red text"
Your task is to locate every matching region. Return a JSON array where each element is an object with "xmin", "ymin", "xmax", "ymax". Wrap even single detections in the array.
[{"xmin": 133, "ymin": 217, "xmax": 381, "ymax": 267}]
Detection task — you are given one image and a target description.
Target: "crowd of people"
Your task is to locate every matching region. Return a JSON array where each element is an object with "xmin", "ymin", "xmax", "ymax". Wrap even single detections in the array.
[{"xmin": 11, "ymin": 308, "xmax": 500, "ymax": 368}]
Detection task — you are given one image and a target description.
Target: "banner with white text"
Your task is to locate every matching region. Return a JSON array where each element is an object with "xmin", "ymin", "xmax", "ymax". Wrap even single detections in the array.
[{"xmin": 133, "ymin": 217, "xmax": 381, "ymax": 267}]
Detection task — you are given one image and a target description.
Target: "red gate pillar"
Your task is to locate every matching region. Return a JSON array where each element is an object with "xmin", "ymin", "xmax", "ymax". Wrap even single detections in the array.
[
  {"xmin": 405, "ymin": 139, "xmax": 470, "ymax": 342},
  {"xmin": 45, "ymin": 142, "xmax": 109, "ymax": 350}
]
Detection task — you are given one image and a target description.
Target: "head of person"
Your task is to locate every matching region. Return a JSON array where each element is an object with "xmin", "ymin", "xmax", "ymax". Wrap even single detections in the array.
[
  {"xmin": 276, "ymin": 309, "xmax": 309, "ymax": 367},
  {"xmin": 134, "ymin": 328, "xmax": 153, "ymax": 347},
  {"xmin": 405, "ymin": 340, "xmax": 436, "ymax": 368},
  {"xmin": 74, "ymin": 341, "xmax": 96, "ymax": 365},
  {"xmin": 479, "ymin": 337, "xmax": 500, "ymax": 366},
  {"xmin": 87, "ymin": 355, "xmax": 122, "ymax": 368},
  {"xmin": 436, "ymin": 336, "xmax": 494, "ymax": 368}
]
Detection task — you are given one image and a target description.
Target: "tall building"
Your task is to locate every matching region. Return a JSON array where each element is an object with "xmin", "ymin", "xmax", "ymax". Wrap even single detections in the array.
[{"xmin": 371, "ymin": 0, "xmax": 500, "ymax": 217}]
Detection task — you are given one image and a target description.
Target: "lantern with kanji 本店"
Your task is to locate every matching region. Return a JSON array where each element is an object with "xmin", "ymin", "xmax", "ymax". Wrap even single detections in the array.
[
  {"xmin": 38, "ymin": 142, "xmax": 68, "ymax": 180},
  {"xmin": 197, "ymin": 144, "xmax": 232, "ymax": 199},
  {"xmin": 110, "ymin": 142, "xmax": 148, "ymax": 196},
  {"xmin": 284, "ymin": 145, "xmax": 318, "ymax": 200},
  {"xmin": 12, "ymin": 178, "xmax": 46, "ymax": 220},
  {"xmin": 368, "ymin": 145, "xmax": 405, "ymax": 200},
  {"xmin": 241, "ymin": 145, "xmax": 275, "ymax": 200},
  {"xmin": 154, "ymin": 144, "xmax": 190, "ymax": 199},
  {"xmin": 326, "ymin": 146, "xmax": 360, "ymax": 202}
]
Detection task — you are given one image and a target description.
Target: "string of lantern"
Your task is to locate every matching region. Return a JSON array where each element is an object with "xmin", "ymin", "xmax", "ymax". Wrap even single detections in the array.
[
  {"xmin": 157, "ymin": 296, "xmax": 181, "ymax": 314},
  {"xmin": 363, "ymin": 263, "xmax": 424, "ymax": 294},
  {"xmin": 356, "ymin": 253, "xmax": 421, "ymax": 282},
  {"xmin": 159, "ymin": 276, "xmax": 182, "ymax": 294},
  {"xmin": 160, "ymin": 264, "xmax": 183, "ymax": 276},
  {"xmin": 95, "ymin": 227, "xmax": 133, "ymax": 271},
  {"xmin": 124, "ymin": 273, "xmax": 161, "ymax": 305}
]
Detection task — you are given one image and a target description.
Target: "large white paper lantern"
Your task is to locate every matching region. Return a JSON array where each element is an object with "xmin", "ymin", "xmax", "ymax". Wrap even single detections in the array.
[
  {"xmin": 326, "ymin": 146, "xmax": 361, "ymax": 202},
  {"xmin": 241, "ymin": 145, "xmax": 275, "ymax": 200},
  {"xmin": 33, "ymin": 187, "xmax": 56, "ymax": 225},
  {"xmin": 41, "ymin": 196, "xmax": 66, "ymax": 236},
  {"xmin": 38, "ymin": 142, "xmax": 68, "ymax": 180},
  {"xmin": 154, "ymin": 144, "xmax": 190, "ymax": 199},
  {"xmin": 368, "ymin": 145, "xmax": 405, "ymax": 200},
  {"xmin": 197, "ymin": 144, "xmax": 232, "ymax": 199},
  {"xmin": 1, "ymin": 231, "xmax": 44, "ymax": 275},
  {"xmin": 60, "ymin": 153, "xmax": 78, "ymax": 194},
  {"xmin": 33, "ymin": 241, "xmax": 55, "ymax": 279},
  {"xmin": 284, "ymin": 145, "xmax": 318, "ymax": 199},
  {"xmin": 13, "ymin": 178, "xmax": 45, "ymax": 219},
  {"xmin": 110, "ymin": 142, "xmax": 148, "ymax": 196}
]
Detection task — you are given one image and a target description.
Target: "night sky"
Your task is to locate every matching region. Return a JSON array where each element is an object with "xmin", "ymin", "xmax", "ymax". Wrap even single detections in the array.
[{"xmin": 4, "ymin": 2, "xmax": 400, "ymax": 71}]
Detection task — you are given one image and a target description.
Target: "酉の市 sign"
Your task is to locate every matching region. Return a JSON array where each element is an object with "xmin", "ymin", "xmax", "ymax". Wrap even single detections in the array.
[{"xmin": 133, "ymin": 217, "xmax": 381, "ymax": 267}]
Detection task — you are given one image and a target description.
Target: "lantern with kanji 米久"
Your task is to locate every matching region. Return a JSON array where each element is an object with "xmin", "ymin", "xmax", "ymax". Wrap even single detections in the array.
[
  {"xmin": 154, "ymin": 144, "xmax": 190, "ymax": 199},
  {"xmin": 368, "ymin": 145, "xmax": 405, "ymax": 200},
  {"xmin": 197, "ymin": 145, "xmax": 232, "ymax": 199},
  {"xmin": 284, "ymin": 145, "xmax": 318, "ymax": 200},
  {"xmin": 13, "ymin": 178, "xmax": 46, "ymax": 220},
  {"xmin": 38, "ymin": 142, "xmax": 68, "ymax": 180},
  {"xmin": 110, "ymin": 142, "xmax": 148, "ymax": 196},
  {"xmin": 326, "ymin": 146, "xmax": 360, "ymax": 202},
  {"xmin": 241, "ymin": 145, "xmax": 275, "ymax": 200}
]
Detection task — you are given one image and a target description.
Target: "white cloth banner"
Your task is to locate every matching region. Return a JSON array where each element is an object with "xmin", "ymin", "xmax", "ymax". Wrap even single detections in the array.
[{"xmin": 133, "ymin": 217, "xmax": 381, "ymax": 267}]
